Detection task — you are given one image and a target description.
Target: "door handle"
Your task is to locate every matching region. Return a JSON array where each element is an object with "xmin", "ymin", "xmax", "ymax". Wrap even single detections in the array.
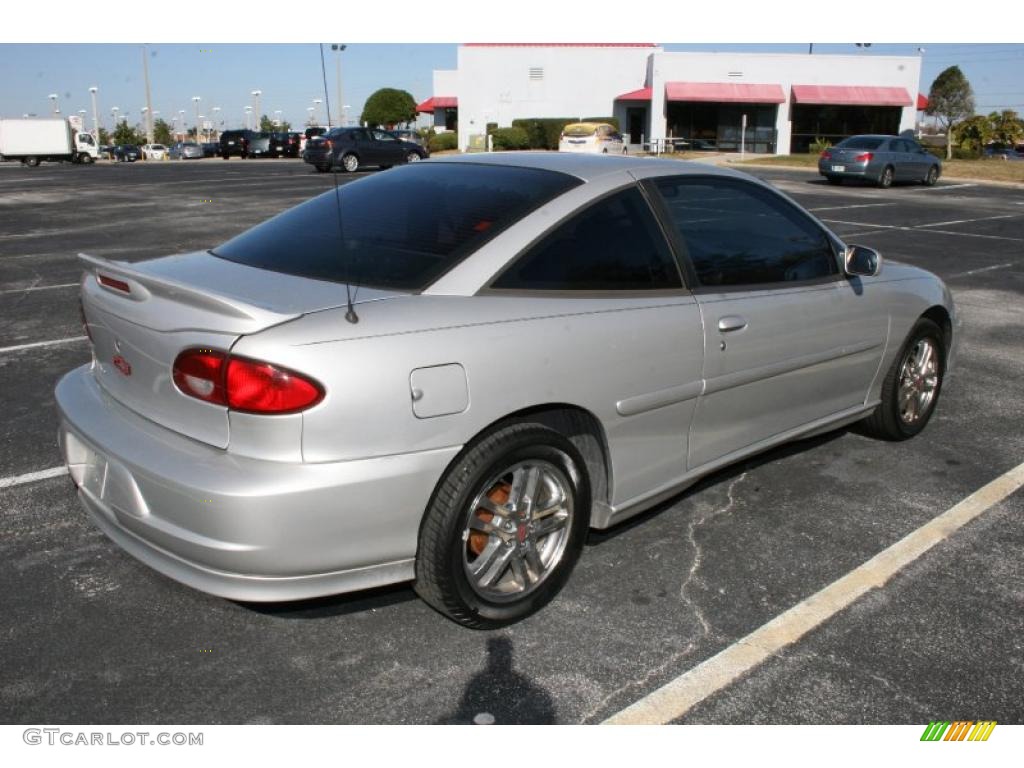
[{"xmin": 717, "ymin": 315, "xmax": 748, "ymax": 333}]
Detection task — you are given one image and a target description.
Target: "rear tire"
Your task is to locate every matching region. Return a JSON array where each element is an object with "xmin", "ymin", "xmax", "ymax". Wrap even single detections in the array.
[
  {"xmin": 877, "ymin": 165, "xmax": 894, "ymax": 189},
  {"xmin": 415, "ymin": 423, "xmax": 590, "ymax": 628},
  {"xmin": 24, "ymin": 156, "xmax": 40, "ymax": 167},
  {"xmin": 861, "ymin": 318, "xmax": 945, "ymax": 441}
]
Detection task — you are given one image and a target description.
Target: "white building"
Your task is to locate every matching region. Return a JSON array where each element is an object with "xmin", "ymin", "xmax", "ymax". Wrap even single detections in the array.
[{"xmin": 418, "ymin": 44, "xmax": 926, "ymax": 155}]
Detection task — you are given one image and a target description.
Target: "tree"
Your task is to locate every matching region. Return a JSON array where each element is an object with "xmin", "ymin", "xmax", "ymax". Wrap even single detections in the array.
[
  {"xmin": 988, "ymin": 110, "xmax": 1024, "ymax": 147},
  {"xmin": 957, "ymin": 115, "xmax": 992, "ymax": 155},
  {"xmin": 361, "ymin": 88, "xmax": 417, "ymax": 128},
  {"xmin": 926, "ymin": 66, "xmax": 975, "ymax": 160},
  {"xmin": 258, "ymin": 114, "xmax": 292, "ymax": 132},
  {"xmin": 97, "ymin": 127, "xmax": 111, "ymax": 145},
  {"xmin": 112, "ymin": 121, "xmax": 143, "ymax": 146},
  {"xmin": 153, "ymin": 118, "xmax": 173, "ymax": 146}
]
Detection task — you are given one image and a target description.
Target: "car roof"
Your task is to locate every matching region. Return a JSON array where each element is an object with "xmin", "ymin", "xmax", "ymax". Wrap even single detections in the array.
[{"xmin": 427, "ymin": 151, "xmax": 749, "ymax": 183}]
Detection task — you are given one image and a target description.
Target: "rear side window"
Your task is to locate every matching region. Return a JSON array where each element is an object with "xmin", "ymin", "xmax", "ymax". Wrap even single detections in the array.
[
  {"xmin": 492, "ymin": 187, "xmax": 681, "ymax": 291},
  {"xmin": 838, "ymin": 137, "xmax": 885, "ymax": 150},
  {"xmin": 211, "ymin": 163, "xmax": 581, "ymax": 291},
  {"xmin": 654, "ymin": 177, "xmax": 838, "ymax": 288}
]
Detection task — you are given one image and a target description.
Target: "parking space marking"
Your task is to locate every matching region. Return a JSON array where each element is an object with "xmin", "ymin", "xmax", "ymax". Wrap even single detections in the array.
[
  {"xmin": 604, "ymin": 460, "xmax": 1024, "ymax": 725},
  {"xmin": 917, "ymin": 214, "xmax": 1022, "ymax": 228},
  {"xmin": 949, "ymin": 262, "xmax": 1017, "ymax": 278},
  {"xmin": 0, "ymin": 336, "xmax": 87, "ymax": 355},
  {"xmin": 819, "ymin": 218, "xmax": 1024, "ymax": 243},
  {"xmin": 0, "ymin": 282, "xmax": 78, "ymax": 295},
  {"xmin": 807, "ymin": 203, "xmax": 892, "ymax": 212},
  {"xmin": 908, "ymin": 183, "xmax": 977, "ymax": 192},
  {"xmin": 0, "ymin": 465, "xmax": 67, "ymax": 490}
]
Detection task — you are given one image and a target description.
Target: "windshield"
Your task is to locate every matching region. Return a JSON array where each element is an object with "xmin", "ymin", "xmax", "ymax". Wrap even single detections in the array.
[{"xmin": 211, "ymin": 163, "xmax": 581, "ymax": 291}]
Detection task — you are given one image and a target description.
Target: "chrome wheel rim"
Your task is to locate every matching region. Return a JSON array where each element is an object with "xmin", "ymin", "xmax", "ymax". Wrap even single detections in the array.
[
  {"xmin": 462, "ymin": 459, "xmax": 573, "ymax": 602},
  {"xmin": 882, "ymin": 168, "xmax": 893, "ymax": 186},
  {"xmin": 407, "ymin": 152, "xmax": 420, "ymax": 163},
  {"xmin": 898, "ymin": 338, "xmax": 940, "ymax": 424},
  {"xmin": 343, "ymin": 154, "xmax": 358, "ymax": 172}
]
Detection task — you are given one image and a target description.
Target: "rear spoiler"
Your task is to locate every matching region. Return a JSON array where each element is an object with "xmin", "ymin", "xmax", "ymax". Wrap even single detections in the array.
[{"xmin": 77, "ymin": 253, "xmax": 301, "ymax": 334}]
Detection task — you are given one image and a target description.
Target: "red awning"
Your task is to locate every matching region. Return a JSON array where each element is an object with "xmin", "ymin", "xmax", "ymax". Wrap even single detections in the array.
[
  {"xmin": 791, "ymin": 85, "xmax": 913, "ymax": 107},
  {"xmin": 615, "ymin": 87, "xmax": 652, "ymax": 101},
  {"xmin": 416, "ymin": 96, "xmax": 458, "ymax": 113},
  {"xmin": 917, "ymin": 92, "xmax": 929, "ymax": 110},
  {"xmin": 665, "ymin": 82, "xmax": 785, "ymax": 104}
]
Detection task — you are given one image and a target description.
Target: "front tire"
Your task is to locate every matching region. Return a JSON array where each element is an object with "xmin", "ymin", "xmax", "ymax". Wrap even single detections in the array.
[
  {"xmin": 415, "ymin": 423, "xmax": 590, "ymax": 628},
  {"xmin": 341, "ymin": 153, "xmax": 360, "ymax": 172},
  {"xmin": 923, "ymin": 165, "xmax": 939, "ymax": 186},
  {"xmin": 80, "ymin": 154, "xmax": 94, "ymax": 165},
  {"xmin": 862, "ymin": 318, "xmax": 945, "ymax": 440},
  {"xmin": 24, "ymin": 156, "xmax": 40, "ymax": 167},
  {"xmin": 405, "ymin": 151, "xmax": 421, "ymax": 164}
]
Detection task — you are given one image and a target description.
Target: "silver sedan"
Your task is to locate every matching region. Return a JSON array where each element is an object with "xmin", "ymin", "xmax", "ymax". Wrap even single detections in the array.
[
  {"xmin": 57, "ymin": 153, "xmax": 958, "ymax": 627},
  {"xmin": 819, "ymin": 134, "xmax": 942, "ymax": 188}
]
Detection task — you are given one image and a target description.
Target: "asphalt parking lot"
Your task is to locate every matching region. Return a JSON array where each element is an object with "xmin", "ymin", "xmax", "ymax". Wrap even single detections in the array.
[{"xmin": 0, "ymin": 158, "xmax": 1021, "ymax": 725}]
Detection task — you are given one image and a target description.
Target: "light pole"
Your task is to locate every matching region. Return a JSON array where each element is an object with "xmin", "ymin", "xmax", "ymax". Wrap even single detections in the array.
[
  {"xmin": 342, "ymin": 104, "xmax": 351, "ymax": 127},
  {"xmin": 331, "ymin": 44, "xmax": 346, "ymax": 130},
  {"xmin": 192, "ymin": 96, "xmax": 201, "ymax": 144},
  {"xmin": 48, "ymin": 93, "xmax": 60, "ymax": 115},
  {"xmin": 141, "ymin": 107, "xmax": 149, "ymax": 141},
  {"xmin": 141, "ymin": 44, "xmax": 154, "ymax": 144},
  {"xmin": 89, "ymin": 86, "xmax": 100, "ymax": 140},
  {"xmin": 212, "ymin": 106, "xmax": 221, "ymax": 141},
  {"xmin": 244, "ymin": 106, "xmax": 253, "ymax": 131},
  {"xmin": 178, "ymin": 110, "xmax": 186, "ymax": 142},
  {"xmin": 199, "ymin": 116, "xmax": 206, "ymax": 144},
  {"xmin": 251, "ymin": 90, "xmax": 262, "ymax": 129},
  {"xmin": 274, "ymin": 109, "xmax": 282, "ymax": 129},
  {"xmin": 306, "ymin": 106, "xmax": 315, "ymax": 127},
  {"xmin": 110, "ymin": 107, "xmax": 120, "ymax": 136},
  {"xmin": 313, "ymin": 98, "xmax": 322, "ymax": 127}
]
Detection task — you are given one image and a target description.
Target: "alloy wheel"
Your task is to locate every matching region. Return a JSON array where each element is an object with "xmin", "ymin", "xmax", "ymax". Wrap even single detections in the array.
[{"xmin": 898, "ymin": 338, "xmax": 940, "ymax": 424}]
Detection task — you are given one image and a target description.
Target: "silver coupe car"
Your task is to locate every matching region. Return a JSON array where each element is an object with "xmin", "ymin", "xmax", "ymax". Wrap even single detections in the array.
[
  {"xmin": 57, "ymin": 153, "xmax": 958, "ymax": 628},
  {"xmin": 819, "ymin": 134, "xmax": 942, "ymax": 188}
]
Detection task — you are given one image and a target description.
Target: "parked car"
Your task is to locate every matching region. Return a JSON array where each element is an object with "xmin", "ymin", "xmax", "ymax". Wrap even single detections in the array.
[
  {"xmin": 168, "ymin": 142, "xmax": 203, "ymax": 160},
  {"xmin": 58, "ymin": 154, "xmax": 958, "ymax": 628},
  {"xmin": 219, "ymin": 129, "xmax": 255, "ymax": 159},
  {"xmin": 983, "ymin": 146, "xmax": 1024, "ymax": 161},
  {"xmin": 112, "ymin": 144, "xmax": 140, "ymax": 162},
  {"xmin": 141, "ymin": 144, "xmax": 168, "ymax": 160},
  {"xmin": 558, "ymin": 122, "xmax": 626, "ymax": 154},
  {"xmin": 201, "ymin": 142, "xmax": 219, "ymax": 158},
  {"xmin": 99, "ymin": 145, "xmax": 116, "ymax": 160},
  {"xmin": 819, "ymin": 135, "xmax": 941, "ymax": 187},
  {"xmin": 301, "ymin": 127, "xmax": 428, "ymax": 172},
  {"xmin": 246, "ymin": 132, "xmax": 272, "ymax": 157}
]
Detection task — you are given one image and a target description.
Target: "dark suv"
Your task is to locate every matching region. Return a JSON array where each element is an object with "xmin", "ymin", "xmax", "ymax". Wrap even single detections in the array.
[
  {"xmin": 270, "ymin": 132, "xmax": 301, "ymax": 158},
  {"xmin": 219, "ymin": 129, "xmax": 256, "ymax": 159},
  {"xmin": 301, "ymin": 127, "xmax": 428, "ymax": 172}
]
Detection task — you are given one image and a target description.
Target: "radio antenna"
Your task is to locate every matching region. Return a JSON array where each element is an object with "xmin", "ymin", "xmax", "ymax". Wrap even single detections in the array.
[{"xmin": 320, "ymin": 43, "xmax": 358, "ymax": 324}]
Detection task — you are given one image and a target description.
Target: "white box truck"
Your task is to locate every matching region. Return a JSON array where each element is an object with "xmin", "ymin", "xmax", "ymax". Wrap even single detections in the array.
[{"xmin": 0, "ymin": 117, "xmax": 99, "ymax": 167}]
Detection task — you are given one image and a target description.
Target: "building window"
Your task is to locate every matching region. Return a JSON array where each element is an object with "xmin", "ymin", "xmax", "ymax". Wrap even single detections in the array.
[{"xmin": 528, "ymin": 67, "xmax": 544, "ymax": 81}]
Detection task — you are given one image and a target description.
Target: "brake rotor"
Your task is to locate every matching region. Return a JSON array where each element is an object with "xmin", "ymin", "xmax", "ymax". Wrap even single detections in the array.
[{"xmin": 468, "ymin": 481, "xmax": 511, "ymax": 556}]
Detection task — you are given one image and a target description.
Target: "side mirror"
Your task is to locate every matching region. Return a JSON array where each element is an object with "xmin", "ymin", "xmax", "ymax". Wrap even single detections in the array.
[{"xmin": 845, "ymin": 245, "xmax": 882, "ymax": 277}]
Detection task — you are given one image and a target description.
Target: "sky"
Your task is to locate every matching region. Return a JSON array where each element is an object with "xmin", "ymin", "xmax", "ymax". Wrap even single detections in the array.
[{"xmin": 1, "ymin": 43, "xmax": 1021, "ymax": 135}]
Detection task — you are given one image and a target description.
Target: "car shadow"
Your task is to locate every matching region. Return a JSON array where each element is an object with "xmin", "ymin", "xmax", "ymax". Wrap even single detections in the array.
[
  {"xmin": 237, "ymin": 581, "xmax": 417, "ymax": 620},
  {"xmin": 587, "ymin": 426, "xmax": 851, "ymax": 547}
]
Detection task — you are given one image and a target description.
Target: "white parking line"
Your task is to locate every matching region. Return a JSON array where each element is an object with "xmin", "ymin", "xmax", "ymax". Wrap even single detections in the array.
[
  {"xmin": 819, "ymin": 218, "xmax": 1024, "ymax": 243},
  {"xmin": 0, "ymin": 465, "xmax": 68, "ymax": 490},
  {"xmin": 0, "ymin": 336, "xmax": 87, "ymax": 355},
  {"xmin": 917, "ymin": 214, "xmax": 1022, "ymax": 228},
  {"xmin": 0, "ymin": 282, "xmax": 78, "ymax": 295},
  {"xmin": 949, "ymin": 262, "xmax": 1017, "ymax": 278},
  {"xmin": 808, "ymin": 203, "xmax": 892, "ymax": 212},
  {"xmin": 604, "ymin": 460, "xmax": 1024, "ymax": 724},
  {"xmin": 908, "ymin": 183, "xmax": 977, "ymax": 191}
]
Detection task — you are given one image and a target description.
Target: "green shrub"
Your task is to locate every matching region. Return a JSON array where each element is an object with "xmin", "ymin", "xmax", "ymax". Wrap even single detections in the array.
[
  {"xmin": 486, "ymin": 122, "xmax": 498, "ymax": 135},
  {"xmin": 490, "ymin": 126, "xmax": 531, "ymax": 151},
  {"xmin": 952, "ymin": 147, "xmax": 981, "ymax": 160},
  {"xmin": 809, "ymin": 137, "xmax": 832, "ymax": 154},
  {"xmin": 427, "ymin": 132, "xmax": 458, "ymax": 152}
]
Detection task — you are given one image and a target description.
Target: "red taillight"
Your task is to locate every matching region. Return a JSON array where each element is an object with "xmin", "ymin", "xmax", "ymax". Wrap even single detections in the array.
[
  {"xmin": 854, "ymin": 152, "xmax": 874, "ymax": 163},
  {"xmin": 98, "ymin": 273, "xmax": 130, "ymax": 293},
  {"xmin": 226, "ymin": 357, "xmax": 324, "ymax": 414},
  {"xmin": 820, "ymin": 150, "xmax": 832, "ymax": 160},
  {"xmin": 324, "ymin": 140, "xmax": 333, "ymax": 150},
  {"xmin": 172, "ymin": 349, "xmax": 323, "ymax": 414},
  {"xmin": 173, "ymin": 349, "xmax": 228, "ymax": 405}
]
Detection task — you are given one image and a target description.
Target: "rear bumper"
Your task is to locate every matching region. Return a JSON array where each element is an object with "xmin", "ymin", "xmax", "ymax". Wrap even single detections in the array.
[
  {"xmin": 56, "ymin": 365, "xmax": 460, "ymax": 602},
  {"xmin": 818, "ymin": 161, "xmax": 873, "ymax": 179}
]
